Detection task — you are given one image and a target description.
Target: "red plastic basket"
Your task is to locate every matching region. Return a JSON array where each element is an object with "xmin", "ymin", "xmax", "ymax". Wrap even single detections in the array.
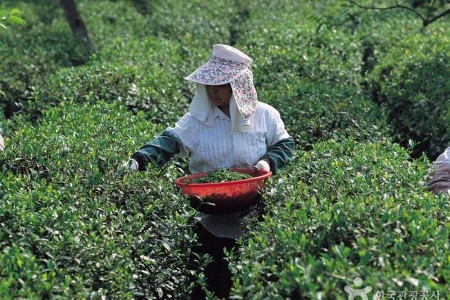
[{"xmin": 174, "ymin": 168, "xmax": 272, "ymax": 214}]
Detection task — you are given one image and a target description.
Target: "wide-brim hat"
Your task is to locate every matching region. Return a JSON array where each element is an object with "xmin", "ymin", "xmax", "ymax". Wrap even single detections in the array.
[{"xmin": 185, "ymin": 44, "xmax": 257, "ymax": 120}]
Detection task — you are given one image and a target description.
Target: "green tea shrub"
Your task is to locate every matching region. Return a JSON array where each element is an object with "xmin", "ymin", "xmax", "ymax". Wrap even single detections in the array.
[
  {"xmin": 0, "ymin": 0, "xmax": 155, "ymax": 120},
  {"xmin": 229, "ymin": 139, "xmax": 447, "ymax": 299},
  {"xmin": 1, "ymin": 1, "xmax": 448, "ymax": 298},
  {"xmin": 144, "ymin": 0, "xmax": 237, "ymax": 48},
  {"xmin": 238, "ymin": 0, "xmax": 448, "ymax": 159},
  {"xmin": 229, "ymin": 1, "xmax": 389, "ymax": 149},
  {"xmin": 130, "ymin": 0, "xmax": 153, "ymax": 15},
  {"xmin": 0, "ymin": 38, "xmax": 89, "ymax": 112},
  {"xmin": 0, "ymin": 102, "xmax": 198, "ymax": 298},
  {"xmin": 76, "ymin": 0, "xmax": 148, "ymax": 50},
  {"xmin": 30, "ymin": 36, "xmax": 193, "ymax": 126},
  {"xmin": 367, "ymin": 32, "xmax": 449, "ymax": 160},
  {"xmin": 97, "ymin": 34, "xmax": 204, "ymax": 111},
  {"xmin": 0, "ymin": 243, "xmax": 68, "ymax": 299},
  {"xmin": 240, "ymin": 1, "xmax": 364, "ymax": 89},
  {"xmin": 257, "ymin": 78, "xmax": 387, "ymax": 150},
  {"xmin": 29, "ymin": 63, "xmax": 140, "ymax": 121},
  {"xmin": 0, "ymin": 1, "xmax": 91, "ymax": 118},
  {"xmin": 0, "ymin": 0, "xmax": 58, "ymax": 26},
  {"xmin": 349, "ymin": 10, "xmax": 423, "ymax": 78}
]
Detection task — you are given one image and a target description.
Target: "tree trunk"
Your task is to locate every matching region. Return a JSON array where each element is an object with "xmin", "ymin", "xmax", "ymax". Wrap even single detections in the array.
[{"xmin": 59, "ymin": 0, "xmax": 94, "ymax": 51}]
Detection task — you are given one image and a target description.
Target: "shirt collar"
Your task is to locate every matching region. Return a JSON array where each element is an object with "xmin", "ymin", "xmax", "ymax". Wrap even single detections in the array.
[{"xmin": 212, "ymin": 105, "xmax": 231, "ymax": 120}]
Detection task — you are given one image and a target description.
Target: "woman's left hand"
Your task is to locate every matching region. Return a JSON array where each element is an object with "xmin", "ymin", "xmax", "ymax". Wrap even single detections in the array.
[
  {"xmin": 122, "ymin": 159, "xmax": 139, "ymax": 171},
  {"xmin": 254, "ymin": 159, "xmax": 270, "ymax": 172}
]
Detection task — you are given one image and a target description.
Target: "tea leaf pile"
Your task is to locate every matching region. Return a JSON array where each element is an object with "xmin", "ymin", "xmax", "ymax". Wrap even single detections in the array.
[{"xmin": 189, "ymin": 169, "xmax": 253, "ymax": 184}]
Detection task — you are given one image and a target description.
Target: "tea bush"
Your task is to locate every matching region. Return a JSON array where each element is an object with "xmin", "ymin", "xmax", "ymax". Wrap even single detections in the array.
[
  {"xmin": 77, "ymin": 0, "xmax": 147, "ymax": 47},
  {"xmin": 232, "ymin": 1, "xmax": 389, "ymax": 149},
  {"xmin": 367, "ymin": 32, "xmax": 450, "ymax": 160},
  {"xmin": 0, "ymin": 102, "xmax": 198, "ymax": 298},
  {"xmin": 257, "ymin": 78, "xmax": 387, "ymax": 150},
  {"xmin": 0, "ymin": 1, "xmax": 91, "ymax": 118},
  {"xmin": 143, "ymin": 0, "xmax": 238, "ymax": 48},
  {"xmin": 29, "ymin": 37, "xmax": 194, "ymax": 126},
  {"xmin": 238, "ymin": 0, "xmax": 449, "ymax": 158},
  {"xmin": 329, "ymin": 3, "xmax": 449, "ymax": 159},
  {"xmin": 229, "ymin": 139, "xmax": 447, "ymax": 299},
  {"xmin": 1, "ymin": 0, "xmax": 448, "ymax": 298},
  {"xmin": 239, "ymin": 1, "xmax": 366, "ymax": 88}
]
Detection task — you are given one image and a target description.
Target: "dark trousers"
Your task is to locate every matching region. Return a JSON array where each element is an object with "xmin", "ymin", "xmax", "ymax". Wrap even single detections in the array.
[{"xmin": 190, "ymin": 223, "xmax": 238, "ymax": 299}]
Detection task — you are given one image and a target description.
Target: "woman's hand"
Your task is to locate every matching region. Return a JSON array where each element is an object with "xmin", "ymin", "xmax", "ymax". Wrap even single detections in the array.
[
  {"xmin": 122, "ymin": 159, "xmax": 139, "ymax": 171},
  {"xmin": 254, "ymin": 159, "xmax": 270, "ymax": 172}
]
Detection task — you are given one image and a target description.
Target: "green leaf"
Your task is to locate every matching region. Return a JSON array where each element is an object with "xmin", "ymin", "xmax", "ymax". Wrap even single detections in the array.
[{"xmin": 8, "ymin": 15, "xmax": 26, "ymax": 25}]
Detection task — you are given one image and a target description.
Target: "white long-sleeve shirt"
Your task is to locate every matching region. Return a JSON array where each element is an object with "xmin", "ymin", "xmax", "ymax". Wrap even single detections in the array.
[
  {"xmin": 167, "ymin": 101, "xmax": 290, "ymax": 238},
  {"xmin": 168, "ymin": 101, "xmax": 289, "ymax": 173}
]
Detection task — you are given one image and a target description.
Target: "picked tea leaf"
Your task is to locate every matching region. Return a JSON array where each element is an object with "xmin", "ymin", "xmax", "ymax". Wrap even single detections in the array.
[{"xmin": 189, "ymin": 168, "xmax": 252, "ymax": 184}]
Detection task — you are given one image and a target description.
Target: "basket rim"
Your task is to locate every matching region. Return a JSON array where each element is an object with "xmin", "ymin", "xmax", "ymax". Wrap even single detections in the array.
[{"xmin": 174, "ymin": 168, "xmax": 272, "ymax": 188}]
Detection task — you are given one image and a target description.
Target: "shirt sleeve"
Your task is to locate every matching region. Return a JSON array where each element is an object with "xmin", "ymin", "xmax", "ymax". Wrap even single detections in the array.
[
  {"xmin": 265, "ymin": 107, "xmax": 291, "ymax": 146},
  {"xmin": 434, "ymin": 147, "xmax": 450, "ymax": 167},
  {"xmin": 427, "ymin": 147, "xmax": 450, "ymax": 194},
  {"xmin": 261, "ymin": 107, "xmax": 294, "ymax": 174},
  {"xmin": 165, "ymin": 113, "xmax": 198, "ymax": 158},
  {"xmin": 261, "ymin": 136, "xmax": 295, "ymax": 175},
  {"xmin": 427, "ymin": 164, "xmax": 450, "ymax": 195},
  {"xmin": 132, "ymin": 130, "xmax": 181, "ymax": 171}
]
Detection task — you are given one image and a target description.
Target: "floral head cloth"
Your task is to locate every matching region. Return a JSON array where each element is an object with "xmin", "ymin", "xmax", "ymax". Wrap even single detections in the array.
[{"xmin": 185, "ymin": 44, "xmax": 257, "ymax": 120}]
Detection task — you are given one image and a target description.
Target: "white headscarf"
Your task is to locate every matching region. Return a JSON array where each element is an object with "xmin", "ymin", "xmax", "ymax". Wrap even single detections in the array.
[
  {"xmin": 188, "ymin": 84, "xmax": 252, "ymax": 132},
  {"xmin": 185, "ymin": 44, "xmax": 258, "ymax": 132}
]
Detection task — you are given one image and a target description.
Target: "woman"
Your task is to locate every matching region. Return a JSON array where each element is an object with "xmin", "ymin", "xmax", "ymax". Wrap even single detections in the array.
[{"xmin": 125, "ymin": 44, "xmax": 294, "ymax": 298}]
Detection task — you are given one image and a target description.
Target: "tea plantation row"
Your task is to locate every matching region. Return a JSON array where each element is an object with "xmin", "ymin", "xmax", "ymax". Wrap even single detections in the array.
[
  {"xmin": 1, "ymin": 0, "xmax": 448, "ymax": 158},
  {"xmin": 0, "ymin": 0, "xmax": 448, "ymax": 299},
  {"xmin": 230, "ymin": 140, "xmax": 448, "ymax": 299}
]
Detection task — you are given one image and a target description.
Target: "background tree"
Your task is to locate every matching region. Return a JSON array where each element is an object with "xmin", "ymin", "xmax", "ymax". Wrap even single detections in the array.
[
  {"xmin": 349, "ymin": 0, "xmax": 450, "ymax": 27},
  {"xmin": 59, "ymin": 0, "xmax": 94, "ymax": 51}
]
